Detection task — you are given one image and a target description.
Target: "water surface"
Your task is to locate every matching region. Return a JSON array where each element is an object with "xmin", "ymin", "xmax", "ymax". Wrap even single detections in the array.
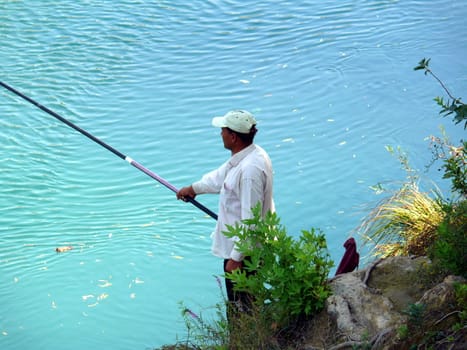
[{"xmin": 1, "ymin": 0, "xmax": 466, "ymax": 348}]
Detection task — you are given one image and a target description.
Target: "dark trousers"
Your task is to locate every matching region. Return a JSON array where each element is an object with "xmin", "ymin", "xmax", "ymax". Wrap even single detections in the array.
[{"xmin": 223, "ymin": 259, "xmax": 254, "ymax": 318}]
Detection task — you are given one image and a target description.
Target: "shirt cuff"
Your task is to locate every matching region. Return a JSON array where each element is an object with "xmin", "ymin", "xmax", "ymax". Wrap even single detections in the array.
[{"xmin": 230, "ymin": 249, "xmax": 244, "ymax": 262}]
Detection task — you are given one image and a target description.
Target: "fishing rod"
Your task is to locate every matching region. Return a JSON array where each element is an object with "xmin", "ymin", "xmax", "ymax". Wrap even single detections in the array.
[{"xmin": 0, "ymin": 81, "xmax": 218, "ymax": 220}]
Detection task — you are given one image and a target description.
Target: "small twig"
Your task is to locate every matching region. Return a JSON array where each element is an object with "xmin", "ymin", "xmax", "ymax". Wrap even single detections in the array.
[
  {"xmin": 363, "ymin": 258, "xmax": 383, "ymax": 285},
  {"xmin": 423, "ymin": 65, "xmax": 462, "ymax": 104},
  {"xmin": 434, "ymin": 310, "xmax": 461, "ymax": 325},
  {"xmin": 328, "ymin": 340, "xmax": 361, "ymax": 350},
  {"xmin": 327, "ymin": 328, "xmax": 393, "ymax": 350},
  {"xmin": 370, "ymin": 328, "xmax": 393, "ymax": 349},
  {"xmin": 435, "ymin": 324, "xmax": 467, "ymax": 350}
]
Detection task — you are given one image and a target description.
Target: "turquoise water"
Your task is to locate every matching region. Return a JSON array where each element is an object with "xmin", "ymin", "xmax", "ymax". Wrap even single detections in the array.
[{"xmin": 1, "ymin": 0, "xmax": 466, "ymax": 348}]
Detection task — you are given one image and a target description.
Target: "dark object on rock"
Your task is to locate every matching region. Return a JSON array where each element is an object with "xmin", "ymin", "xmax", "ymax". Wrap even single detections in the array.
[{"xmin": 335, "ymin": 237, "xmax": 359, "ymax": 276}]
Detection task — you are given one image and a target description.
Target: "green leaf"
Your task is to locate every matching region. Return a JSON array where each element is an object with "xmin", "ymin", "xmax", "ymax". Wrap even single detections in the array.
[{"xmin": 413, "ymin": 58, "xmax": 430, "ymax": 71}]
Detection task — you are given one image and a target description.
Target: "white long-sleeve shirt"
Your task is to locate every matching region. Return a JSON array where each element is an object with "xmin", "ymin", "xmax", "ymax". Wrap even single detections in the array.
[{"xmin": 192, "ymin": 144, "xmax": 275, "ymax": 261}]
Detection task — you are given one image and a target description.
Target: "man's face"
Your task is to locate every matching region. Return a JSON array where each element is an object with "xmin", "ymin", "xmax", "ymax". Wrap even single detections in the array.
[{"xmin": 220, "ymin": 127, "xmax": 235, "ymax": 150}]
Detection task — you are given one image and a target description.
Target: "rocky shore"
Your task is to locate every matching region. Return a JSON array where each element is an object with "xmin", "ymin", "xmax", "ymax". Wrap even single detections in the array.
[{"xmin": 294, "ymin": 256, "xmax": 466, "ymax": 349}]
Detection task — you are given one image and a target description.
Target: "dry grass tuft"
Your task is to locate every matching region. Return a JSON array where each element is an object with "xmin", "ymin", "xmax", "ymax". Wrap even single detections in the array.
[{"xmin": 359, "ymin": 183, "xmax": 445, "ymax": 258}]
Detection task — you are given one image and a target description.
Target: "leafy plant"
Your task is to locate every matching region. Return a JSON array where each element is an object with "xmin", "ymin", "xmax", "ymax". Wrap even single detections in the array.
[
  {"xmin": 454, "ymin": 282, "xmax": 467, "ymax": 313},
  {"xmin": 157, "ymin": 208, "xmax": 333, "ymax": 350},
  {"xmin": 224, "ymin": 204, "xmax": 334, "ymax": 327},
  {"xmin": 404, "ymin": 303, "xmax": 426, "ymax": 329},
  {"xmin": 397, "ymin": 324, "xmax": 409, "ymax": 340},
  {"xmin": 442, "ymin": 141, "xmax": 467, "ymax": 197},
  {"xmin": 430, "ymin": 200, "xmax": 467, "ymax": 278}
]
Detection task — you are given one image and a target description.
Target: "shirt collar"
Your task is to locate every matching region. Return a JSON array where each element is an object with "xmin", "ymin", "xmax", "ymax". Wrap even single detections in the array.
[{"xmin": 228, "ymin": 144, "xmax": 255, "ymax": 167}]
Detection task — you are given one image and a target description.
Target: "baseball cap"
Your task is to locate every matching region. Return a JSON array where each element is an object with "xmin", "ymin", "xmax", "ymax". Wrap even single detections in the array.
[{"xmin": 212, "ymin": 110, "xmax": 257, "ymax": 134}]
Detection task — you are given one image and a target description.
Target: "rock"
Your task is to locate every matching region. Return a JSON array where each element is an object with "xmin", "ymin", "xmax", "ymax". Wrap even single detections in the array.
[
  {"xmin": 300, "ymin": 256, "xmax": 466, "ymax": 350},
  {"xmin": 365, "ymin": 256, "xmax": 432, "ymax": 312},
  {"xmin": 327, "ymin": 272, "xmax": 403, "ymax": 341},
  {"xmin": 418, "ymin": 275, "xmax": 466, "ymax": 329}
]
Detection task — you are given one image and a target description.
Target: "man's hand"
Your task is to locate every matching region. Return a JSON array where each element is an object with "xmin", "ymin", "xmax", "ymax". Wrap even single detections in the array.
[
  {"xmin": 176, "ymin": 185, "xmax": 196, "ymax": 201},
  {"xmin": 225, "ymin": 259, "xmax": 243, "ymax": 273}
]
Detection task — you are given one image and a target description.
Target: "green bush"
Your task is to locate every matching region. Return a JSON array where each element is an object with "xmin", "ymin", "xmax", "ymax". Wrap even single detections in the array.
[
  {"xmin": 224, "ymin": 204, "xmax": 334, "ymax": 327},
  {"xmin": 442, "ymin": 140, "xmax": 467, "ymax": 197},
  {"xmin": 430, "ymin": 200, "xmax": 467, "ymax": 278},
  {"xmin": 454, "ymin": 282, "xmax": 467, "ymax": 312}
]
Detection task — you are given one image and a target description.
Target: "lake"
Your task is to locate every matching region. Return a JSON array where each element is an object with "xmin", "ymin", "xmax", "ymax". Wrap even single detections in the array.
[{"xmin": 1, "ymin": 0, "xmax": 466, "ymax": 348}]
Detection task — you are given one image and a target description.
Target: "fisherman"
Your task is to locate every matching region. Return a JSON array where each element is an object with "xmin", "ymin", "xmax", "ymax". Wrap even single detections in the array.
[{"xmin": 176, "ymin": 110, "xmax": 275, "ymax": 313}]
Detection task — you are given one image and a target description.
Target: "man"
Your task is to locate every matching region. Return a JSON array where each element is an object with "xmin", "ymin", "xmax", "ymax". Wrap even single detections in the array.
[{"xmin": 176, "ymin": 109, "xmax": 275, "ymax": 308}]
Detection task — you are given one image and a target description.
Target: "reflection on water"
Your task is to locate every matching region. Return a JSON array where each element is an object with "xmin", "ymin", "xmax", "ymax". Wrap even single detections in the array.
[{"xmin": 1, "ymin": 0, "xmax": 466, "ymax": 348}]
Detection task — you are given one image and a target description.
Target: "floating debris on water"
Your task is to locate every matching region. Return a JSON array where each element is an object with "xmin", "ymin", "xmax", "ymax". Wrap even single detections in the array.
[
  {"xmin": 97, "ymin": 293, "xmax": 108, "ymax": 301},
  {"xmin": 55, "ymin": 246, "xmax": 72, "ymax": 253},
  {"xmin": 98, "ymin": 279, "xmax": 112, "ymax": 288},
  {"xmin": 82, "ymin": 295, "xmax": 94, "ymax": 301}
]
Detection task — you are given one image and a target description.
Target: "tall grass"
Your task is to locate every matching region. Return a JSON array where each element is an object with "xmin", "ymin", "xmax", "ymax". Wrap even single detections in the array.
[{"xmin": 359, "ymin": 183, "xmax": 445, "ymax": 258}]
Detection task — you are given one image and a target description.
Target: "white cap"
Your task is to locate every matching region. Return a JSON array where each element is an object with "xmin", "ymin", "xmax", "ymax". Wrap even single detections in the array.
[{"xmin": 212, "ymin": 110, "xmax": 257, "ymax": 134}]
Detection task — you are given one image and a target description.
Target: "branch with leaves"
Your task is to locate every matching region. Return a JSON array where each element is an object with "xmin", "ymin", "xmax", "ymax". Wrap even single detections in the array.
[
  {"xmin": 415, "ymin": 58, "xmax": 466, "ymax": 197},
  {"xmin": 414, "ymin": 58, "xmax": 467, "ymax": 129}
]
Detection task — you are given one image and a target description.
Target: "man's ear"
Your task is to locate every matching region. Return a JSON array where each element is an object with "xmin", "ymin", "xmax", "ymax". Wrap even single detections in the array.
[{"xmin": 230, "ymin": 131, "xmax": 238, "ymax": 142}]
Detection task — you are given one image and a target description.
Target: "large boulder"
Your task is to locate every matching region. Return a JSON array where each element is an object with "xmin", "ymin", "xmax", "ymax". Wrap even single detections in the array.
[{"xmin": 300, "ymin": 256, "xmax": 466, "ymax": 349}]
